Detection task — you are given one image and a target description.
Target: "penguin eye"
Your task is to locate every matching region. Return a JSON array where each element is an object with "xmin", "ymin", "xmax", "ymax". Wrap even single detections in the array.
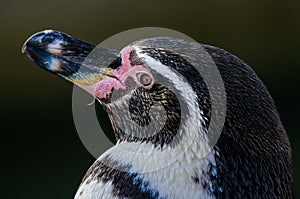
[{"xmin": 137, "ymin": 72, "xmax": 153, "ymax": 87}]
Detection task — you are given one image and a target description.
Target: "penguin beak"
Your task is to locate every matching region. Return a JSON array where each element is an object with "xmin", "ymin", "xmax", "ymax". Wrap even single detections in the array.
[
  {"xmin": 22, "ymin": 30, "xmax": 120, "ymax": 101},
  {"xmin": 22, "ymin": 30, "xmax": 98, "ymax": 77}
]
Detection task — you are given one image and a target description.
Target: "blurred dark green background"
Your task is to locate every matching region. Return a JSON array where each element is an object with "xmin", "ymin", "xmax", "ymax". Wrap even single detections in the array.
[{"xmin": 1, "ymin": 0, "xmax": 299, "ymax": 198}]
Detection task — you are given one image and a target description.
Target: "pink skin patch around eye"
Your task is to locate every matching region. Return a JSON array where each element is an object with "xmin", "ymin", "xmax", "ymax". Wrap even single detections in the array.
[{"xmin": 80, "ymin": 46, "xmax": 152, "ymax": 100}]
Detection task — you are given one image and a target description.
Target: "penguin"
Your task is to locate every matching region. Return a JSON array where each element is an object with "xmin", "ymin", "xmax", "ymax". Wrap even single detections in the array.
[{"xmin": 22, "ymin": 30, "xmax": 293, "ymax": 199}]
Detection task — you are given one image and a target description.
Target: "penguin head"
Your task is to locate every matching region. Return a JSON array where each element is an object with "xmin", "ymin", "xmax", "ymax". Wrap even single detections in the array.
[{"xmin": 22, "ymin": 31, "xmax": 212, "ymax": 149}]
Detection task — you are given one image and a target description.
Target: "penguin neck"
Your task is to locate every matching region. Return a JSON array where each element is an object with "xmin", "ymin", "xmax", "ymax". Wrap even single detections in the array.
[
  {"xmin": 103, "ymin": 81, "xmax": 214, "ymax": 172},
  {"xmin": 93, "ymin": 93, "xmax": 217, "ymax": 198},
  {"xmin": 104, "ymin": 117, "xmax": 214, "ymax": 170},
  {"xmin": 97, "ymin": 121, "xmax": 216, "ymax": 199}
]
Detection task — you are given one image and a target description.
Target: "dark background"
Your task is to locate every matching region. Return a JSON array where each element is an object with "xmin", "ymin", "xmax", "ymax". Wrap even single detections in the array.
[{"xmin": 1, "ymin": 0, "xmax": 299, "ymax": 198}]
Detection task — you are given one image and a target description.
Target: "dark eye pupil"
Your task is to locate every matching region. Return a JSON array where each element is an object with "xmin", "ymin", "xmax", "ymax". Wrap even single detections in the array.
[{"xmin": 140, "ymin": 73, "xmax": 152, "ymax": 86}]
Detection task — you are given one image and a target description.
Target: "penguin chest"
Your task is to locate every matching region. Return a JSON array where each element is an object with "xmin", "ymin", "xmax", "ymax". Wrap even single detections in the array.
[
  {"xmin": 74, "ymin": 146, "xmax": 216, "ymax": 199},
  {"xmin": 75, "ymin": 180, "xmax": 117, "ymax": 199}
]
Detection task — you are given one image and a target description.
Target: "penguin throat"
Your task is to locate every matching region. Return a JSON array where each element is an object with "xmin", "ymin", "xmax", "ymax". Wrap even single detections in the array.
[{"xmin": 105, "ymin": 79, "xmax": 209, "ymax": 149}]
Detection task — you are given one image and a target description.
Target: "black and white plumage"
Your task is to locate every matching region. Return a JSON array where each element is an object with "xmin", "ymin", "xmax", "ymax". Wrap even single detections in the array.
[{"xmin": 22, "ymin": 30, "xmax": 293, "ymax": 199}]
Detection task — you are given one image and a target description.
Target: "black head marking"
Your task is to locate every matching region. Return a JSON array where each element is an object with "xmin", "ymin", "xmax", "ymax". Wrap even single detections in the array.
[
  {"xmin": 128, "ymin": 84, "xmax": 182, "ymax": 147},
  {"xmin": 129, "ymin": 50, "xmax": 144, "ymax": 66},
  {"xmin": 107, "ymin": 83, "xmax": 182, "ymax": 148}
]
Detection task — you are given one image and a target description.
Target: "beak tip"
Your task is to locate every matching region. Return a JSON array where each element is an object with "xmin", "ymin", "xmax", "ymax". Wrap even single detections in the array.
[
  {"xmin": 21, "ymin": 44, "xmax": 27, "ymax": 54},
  {"xmin": 22, "ymin": 29, "xmax": 56, "ymax": 53}
]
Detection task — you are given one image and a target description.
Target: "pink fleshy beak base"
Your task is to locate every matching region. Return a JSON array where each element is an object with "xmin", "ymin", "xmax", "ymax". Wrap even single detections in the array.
[{"xmin": 78, "ymin": 46, "xmax": 151, "ymax": 101}]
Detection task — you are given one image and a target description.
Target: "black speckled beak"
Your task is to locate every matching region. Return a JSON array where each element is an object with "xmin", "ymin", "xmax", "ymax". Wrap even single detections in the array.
[{"xmin": 22, "ymin": 30, "xmax": 119, "ymax": 82}]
